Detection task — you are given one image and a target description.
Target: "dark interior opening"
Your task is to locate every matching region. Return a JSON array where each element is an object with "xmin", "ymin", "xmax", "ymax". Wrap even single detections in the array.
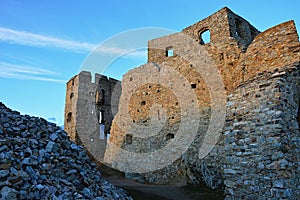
[
  {"xmin": 96, "ymin": 90, "xmax": 105, "ymax": 105},
  {"xmin": 67, "ymin": 112, "xmax": 72, "ymax": 123},
  {"xmin": 70, "ymin": 92, "xmax": 74, "ymax": 99},
  {"xmin": 125, "ymin": 134, "xmax": 133, "ymax": 144},
  {"xmin": 191, "ymin": 83, "xmax": 197, "ymax": 89},
  {"xmin": 166, "ymin": 133, "xmax": 175, "ymax": 141}
]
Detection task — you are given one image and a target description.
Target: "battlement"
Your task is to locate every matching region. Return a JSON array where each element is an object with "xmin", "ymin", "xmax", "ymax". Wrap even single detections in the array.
[{"xmin": 70, "ymin": 71, "xmax": 120, "ymax": 85}]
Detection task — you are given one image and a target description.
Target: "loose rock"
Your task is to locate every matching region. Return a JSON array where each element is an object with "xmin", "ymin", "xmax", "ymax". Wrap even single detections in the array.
[{"xmin": 0, "ymin": 102, "xmax": 132, "ymax": 200}]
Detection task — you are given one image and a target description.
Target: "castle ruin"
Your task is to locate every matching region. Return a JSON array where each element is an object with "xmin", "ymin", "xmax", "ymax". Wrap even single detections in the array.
[{"xmin": 65, "ymin": 7, "xmax": 300, "ymax": 199}]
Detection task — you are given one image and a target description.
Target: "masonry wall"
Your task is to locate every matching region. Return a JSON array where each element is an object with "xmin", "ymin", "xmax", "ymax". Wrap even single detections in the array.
[
  {"xmin": 104, "ymin": 7, "xmax": 300, "ymax": 195},
  {"xmin": 65, "ymin": 7, "xmax": 300, "ymax": 198},
  {"xmin": 64, "ymin": 71, "xmax": 121, "ymax": 161},
  {"xmin": 224, "ymin": 63, "xmax": 300, "ymax": 199},
  {"xmin": 65, "ymin": 75, "xmax": 79, "ymax": 140}
]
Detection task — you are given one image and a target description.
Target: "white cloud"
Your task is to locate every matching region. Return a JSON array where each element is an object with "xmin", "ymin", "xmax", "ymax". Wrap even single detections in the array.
[
  {"xmin": 0, "ymin": 62, "xmax": 66, "ymax": 83},
  {"xmin": 0, "ymin": 27, "xmax": 148, "ymax": 82},
  {"xmin": 93, "ymin": 46, "xmax": 146, "ymax": 57},
  {"xmin": 0, "ymin": 27, "xmax": 147, "ymax": 57},
  {"xmin": 0, "ymin": 27, "xmax": 95, "ymax": 53}
]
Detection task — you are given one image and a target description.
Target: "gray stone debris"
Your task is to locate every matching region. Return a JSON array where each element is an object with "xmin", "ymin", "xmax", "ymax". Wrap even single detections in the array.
[{"xmin": 0, "ymin": 102, "xmax": 132, "ymax": 200}]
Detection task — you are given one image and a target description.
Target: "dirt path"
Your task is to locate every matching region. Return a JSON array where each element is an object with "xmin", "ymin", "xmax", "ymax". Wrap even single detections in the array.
[
  {"xmin": 98, "ymin": 163, "xmax": 224, "ymax": 200},
  {"xmin": 108, "ymin": 176, "xmax": 223, "ymax": 200}
]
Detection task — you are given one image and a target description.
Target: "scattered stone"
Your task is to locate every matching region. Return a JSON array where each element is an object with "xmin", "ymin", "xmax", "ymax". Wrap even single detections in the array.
[
  {"xmin": 224, "ymin": 169, "xmax": 237, "ymax": 174},
  {"xmin": 0, "ymin": 170, "xmax": 9, "ymax": 178},
  {"xmin": 0, "ymin": 102, "xmax": 132, "ymax": 200},
  {"xmin": 36, "ymin": 184, "xmax": 44, "ymax": 190},
  {"xmin": 0, "ymin": 145, "xmax": 8, "ymax": 152},
  {"xmin": 273, "ymin": 180, "xmax": 284, "ymax": 188},
  {"xmin": 49, "ymin": 133, "xmax": 58, "ymax": 141},
  {"xmin": 0, "ymin": 186, "xmax": 17, "ymax": 200},
  {"xmin": 45, "ymin": 141, "xmax": 56, "ymax": 152},
  {"xmin": 70, "ymin": 143, "xmax": 79, "ymax": 150},
  {"xmin": 82, "ymin": 188, "xmax": 93, "ymax": 198}
]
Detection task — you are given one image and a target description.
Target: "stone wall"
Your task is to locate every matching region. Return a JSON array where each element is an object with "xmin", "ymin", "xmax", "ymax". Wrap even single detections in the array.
[
  {"xmin": 224, "ymin": 63, "xmax": 300, "ymax": 199},
  {"xmin": 64, "ymin": 71, "xmax": 121, "ymax": 161},
  {"xmin": 66, "ymin": 7, "xmax": 300, "ymax": 198}
]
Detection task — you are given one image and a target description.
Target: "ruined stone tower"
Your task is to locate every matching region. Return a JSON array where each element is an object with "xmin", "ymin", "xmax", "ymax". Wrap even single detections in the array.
[
  {"xmin": 64, "ymin": 72, "xmax": 121, "ymax": 161},
  {"xmin": 65, "ymin": 7, "xmax": 300, "ymax": 199}
]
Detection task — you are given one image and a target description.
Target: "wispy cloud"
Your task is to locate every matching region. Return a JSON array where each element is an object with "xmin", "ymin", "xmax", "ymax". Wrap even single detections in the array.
[
  {"xmin": 0, "ymin": 27, "xmax": 147, "ymax": 57},
  {"xmin": 0, "ymin": 27, "xmax": 95, "ymax": 53},
  {"xmin": 0, "ymin": 62, "xmax": 66, "ymax": 83}
]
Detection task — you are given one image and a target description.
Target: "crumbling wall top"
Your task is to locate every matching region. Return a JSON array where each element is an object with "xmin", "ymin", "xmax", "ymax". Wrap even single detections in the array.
[
  {"xmin": 76, "ymin": 71, "xmax": 120, "ymax": 84},
  {"xmin": 182, "ymin": 7, "xmax": 260, "ymax": 49}
]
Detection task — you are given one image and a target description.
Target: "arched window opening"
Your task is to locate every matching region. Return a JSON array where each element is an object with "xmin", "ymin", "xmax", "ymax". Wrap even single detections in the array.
[
  {"xmin": 67, "ymin": 112, "xmax": 72, "ymax": 123},
  {"xmin": 199, "ymin": 29, "xmax": 210, "ymax": 44}
]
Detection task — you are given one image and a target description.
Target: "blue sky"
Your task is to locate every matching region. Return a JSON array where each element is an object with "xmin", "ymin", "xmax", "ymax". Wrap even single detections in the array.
[{"xmin": 0, "ymin": 0, "xmax": 299, "ymax": 126}]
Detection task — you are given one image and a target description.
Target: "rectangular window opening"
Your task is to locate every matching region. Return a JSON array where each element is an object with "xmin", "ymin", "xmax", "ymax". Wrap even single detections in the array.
[
  {"xmin": 166, "ymin": 47, "xmax": 174, "ymax": 57},
  {"xmin": 125, "ymin": 134, "xmax": 133, "ymax": 144}
]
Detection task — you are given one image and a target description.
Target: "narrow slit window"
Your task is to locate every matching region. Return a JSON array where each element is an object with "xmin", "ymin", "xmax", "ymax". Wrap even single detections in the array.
[
  {"xmin": 67, "ymin": 112, "xmax": 72, "ymax": 123},
  {"xmin": 166, "ymin": 47, "xmax": 174, "ymax": 57},
  {"xmin": 70, "ymin": 92, "xmax": 74, "ymax": 99}
]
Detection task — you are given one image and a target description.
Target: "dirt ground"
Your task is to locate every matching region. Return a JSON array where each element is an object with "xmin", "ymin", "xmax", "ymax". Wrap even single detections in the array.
[{"xmin": 99, "ymin": 163, "xmax": 224, "ymax": 200}]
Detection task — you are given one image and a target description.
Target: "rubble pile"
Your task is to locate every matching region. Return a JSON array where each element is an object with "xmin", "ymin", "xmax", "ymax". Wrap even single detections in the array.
[{"xmin": 0, "ymin": 102, "xmax": 132, "ymax": 200}]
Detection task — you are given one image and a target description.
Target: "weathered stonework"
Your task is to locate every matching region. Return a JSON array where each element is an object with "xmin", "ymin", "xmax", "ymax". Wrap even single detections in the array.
[
  {"xmin": 224, "ymin": 63, "xmax": 300, "ymax": 199},
  {"xmin": 65, "ymin": 7, "xmax": 300, "ymax": 198},
  {"xmin": 64, "ymin": 72, "xmax": 121, "ymax": 161}
]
